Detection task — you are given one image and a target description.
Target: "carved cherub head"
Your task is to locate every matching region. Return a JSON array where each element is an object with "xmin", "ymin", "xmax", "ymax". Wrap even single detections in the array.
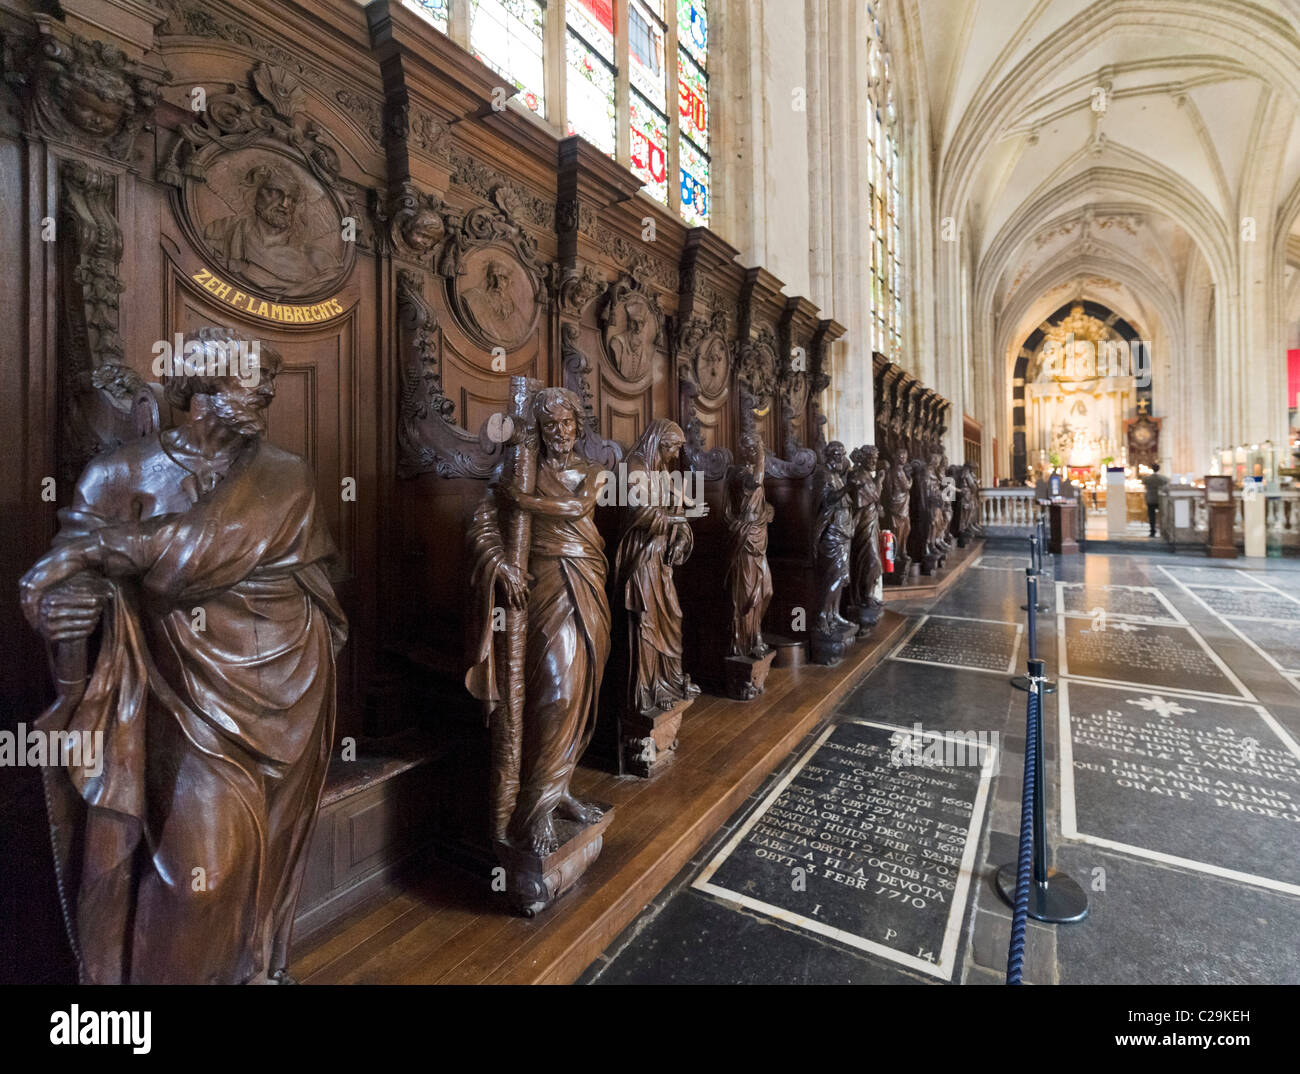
[{"xmin": 402, "ymin": 206, "xmax": 445, "ymax": 253}]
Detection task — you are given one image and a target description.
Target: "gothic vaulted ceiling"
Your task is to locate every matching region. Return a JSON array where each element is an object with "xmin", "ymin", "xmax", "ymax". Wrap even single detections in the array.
[{"xmin": 905, "ymin": 0, "xmax": 1300, "ymax": 369}]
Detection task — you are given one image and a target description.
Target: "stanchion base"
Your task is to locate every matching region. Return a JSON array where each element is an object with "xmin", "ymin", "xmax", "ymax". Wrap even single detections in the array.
[
  {"xmin": 995, "ymin": 864, "xmax": 1089, "ymax": 923},
  {"xmin": 1020, "ymin": 603, "xmax": 1050, "ymax": 612},
  {"xmin": 1010, "ymin": 675, "xmax": 1057, "ymax": 694}
]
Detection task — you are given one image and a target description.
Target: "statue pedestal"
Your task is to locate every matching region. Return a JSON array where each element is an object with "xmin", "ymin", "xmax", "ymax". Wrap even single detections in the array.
[
  {"xmin": 809, "ymin": 621, "xmax": 857, "ymax": 666},
  {"xmin": 622, "ymin": 697, "xmax": 693, "ymax": 778},
  {"xmin": 847, "ymin": 599, "xmax": 884, "ymax": 639},
  {"xmin": 723, "ymin": 649, "xmax": 777, "ymax": 701},
  {"xmin": 764, "ymin": 633, "xmax": 807, "ymax": 668},
  {"xmin": 496, "ymin": 804, "xmax": 613, "ymax": 917}
]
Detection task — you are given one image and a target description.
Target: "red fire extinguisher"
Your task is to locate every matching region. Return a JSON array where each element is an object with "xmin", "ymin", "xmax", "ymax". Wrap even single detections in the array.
[{"xmin": 881, "ymin": 530, "xmax": 896, "ymax": 573}]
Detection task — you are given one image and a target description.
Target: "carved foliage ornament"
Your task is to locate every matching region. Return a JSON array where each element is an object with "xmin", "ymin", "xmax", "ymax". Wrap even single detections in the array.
[
  {"xmin": 561, "ymin": 323, "xmax": 623, "ymax": 469},
  {"xmin": 160, "ymin": 63, "xmax": 360, "ymax": 301},
  {"xmin": 396, "ymin": 269, "xmax": 502, "ymax": 480},
  {"xmin": 56, "ymin": 160, "xmax": 158, "ymax": 485},
  {"xmin": 3, "ymin": 22, "xmax": 163, "ymax": 160}
]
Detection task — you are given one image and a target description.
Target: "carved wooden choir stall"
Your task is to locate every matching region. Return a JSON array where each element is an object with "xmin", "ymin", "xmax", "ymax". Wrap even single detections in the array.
[{"xmin": 0, "ymin": 0, "xmax": 952, "ymax": 982}]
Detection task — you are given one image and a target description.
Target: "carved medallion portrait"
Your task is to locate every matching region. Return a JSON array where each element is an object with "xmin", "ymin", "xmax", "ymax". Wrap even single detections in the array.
[
  {"xmin": 454, "ymin": 246, "xmax": 538, "ymax": 352},
  {"xmin": 604, "ymin": 292, "xmax": 659, "ymax": 382},
  {"xmin": 194, "ymin": 148, "xmax": 349, "ymax": 300},
  {"xmin": 697, "ymin": 334, "xmax": 730, "ymax": 398}
]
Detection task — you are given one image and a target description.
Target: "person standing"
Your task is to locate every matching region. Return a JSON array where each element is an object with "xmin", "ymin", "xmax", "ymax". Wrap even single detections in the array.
[{"xmin": 1142, "ymin": 463, "xmax": 1169, "ymax": 537}]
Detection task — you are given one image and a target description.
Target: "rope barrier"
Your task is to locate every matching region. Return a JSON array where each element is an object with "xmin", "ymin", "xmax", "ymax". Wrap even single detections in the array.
[{"xmin": 1006, "ymin": 670, "xmax": 1041, "ymax": 985}]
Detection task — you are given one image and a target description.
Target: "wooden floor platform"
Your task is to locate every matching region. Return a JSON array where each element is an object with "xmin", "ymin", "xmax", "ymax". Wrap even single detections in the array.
[
  {"xmin": 291, "ymin": 609, "xmax": 910, "ymax": 985},
  {"xmin": 882, "ymin": 538, "xmax": 984, "ymax": 602}
]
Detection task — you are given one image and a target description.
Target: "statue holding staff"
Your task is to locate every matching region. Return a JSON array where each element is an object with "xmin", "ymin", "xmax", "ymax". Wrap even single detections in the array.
[{"xmin": 465, "ymin": 385, "xmax": 611, "ymax": 877}]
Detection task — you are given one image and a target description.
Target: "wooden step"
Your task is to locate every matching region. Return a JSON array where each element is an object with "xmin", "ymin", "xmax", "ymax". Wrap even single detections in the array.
[{"xmin": 291, "ymin": 609, "xmax": 910, "ymax": 985}]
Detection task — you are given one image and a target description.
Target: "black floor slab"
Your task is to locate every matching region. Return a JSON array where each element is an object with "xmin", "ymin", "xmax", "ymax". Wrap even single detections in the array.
[
  {"xmin": 584, "ymin": 548, "xmax": 1300, "ymax": 986},
  {"xmin": 690, "ymin": 720, "xmax": 994, "ymax": 982},
  {"xmin": 892, "ymin": 615, "xmax": 1022, "ymax": 674},
  {"xmin": 587, "ymin": 889, "xmax": 933, "ymax": 985},
  {"xmin": 1058, "ymin": 582, "xmax": 1180, "ymax": 624},
  {"xmin": 1060, "ymin": 616, "xmax": 1244, "ymax": 697},
  {"xmin": 1060, "ymin": 680, "xmax": 1300, "ymax": 893},
  {"xmin": 1053, "ymin": 845, "xmax": 1300, "ymax": 985},
  {"xmin": 1185, "ymin": 586, "xmax": 1300, "ymax": 621}
]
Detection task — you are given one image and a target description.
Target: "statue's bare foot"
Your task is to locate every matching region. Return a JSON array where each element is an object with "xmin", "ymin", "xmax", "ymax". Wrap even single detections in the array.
[
  {"xmin": 557, "ymin": 793, "xmax": 604, "ymax": 825},
  {"xmin": 527, "ymin": 818, "xmax": 559, "ymax": 856}
]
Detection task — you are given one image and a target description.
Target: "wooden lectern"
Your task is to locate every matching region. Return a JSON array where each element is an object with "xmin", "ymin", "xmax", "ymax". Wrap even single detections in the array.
[{"xmin": 1204, "ymin": 475, "xmax": 1237, "ymax": 558}]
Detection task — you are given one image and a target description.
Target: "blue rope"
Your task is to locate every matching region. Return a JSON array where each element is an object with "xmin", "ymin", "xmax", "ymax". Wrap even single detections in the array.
[{"xmin": 1006, "ymin": 677, "xmax": 1040, "ymax": 985}]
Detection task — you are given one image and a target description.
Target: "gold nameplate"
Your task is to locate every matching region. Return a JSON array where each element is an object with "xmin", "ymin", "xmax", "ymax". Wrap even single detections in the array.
[{"xmin": 192, "ymin": 268, "xmax": 346, "ymax": 324}]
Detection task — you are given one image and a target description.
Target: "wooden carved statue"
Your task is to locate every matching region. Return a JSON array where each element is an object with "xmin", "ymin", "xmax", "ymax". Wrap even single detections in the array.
[
  {"xmin": 810, "ymin": 440, "xmax": 857, "ymax": 665},
  {"xmin": 846, "ymin": 444, "xmax": 884, "ymax": 637},
  {"xmin": 722, "ymin": 431, "xmax": 776, "ymax": 699},
  {"xmin": 612, "ymin": 420, "xmax": 700, "ymax": 773},
  {"xmin": 932, "ymin": 452, "xmax": 955, "ymax": 561},
  {"xmin": 880, "ymin": 447, "xmax": 913, "ymax": 582},
  {"xmin": 19, "ymin": 334, "xmax": 348, "ymax": 984},
  {"xmin": 465, "ymin": 384, "xmax": 612, "ymax": 914},
  {"xmin": 907, "ymin": 455, "xmax": 938, "ymax": 574},
  {"xmin": 958, "ymin": 461, "xmax": 981, "ymax": 541}
]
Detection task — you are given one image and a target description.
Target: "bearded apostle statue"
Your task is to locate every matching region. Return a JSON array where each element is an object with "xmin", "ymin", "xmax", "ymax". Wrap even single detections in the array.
[
  {"xmin": 611, "ymin": 419, "xmax": 700, "ymax": 775},
  {"xmin": 465, "ymin": 384, "xmax": 612, "ymax": 914},
  {"xmin": 845, "ymin": 444, "xmax": 884, "ymax": 637},
  {"xmin": 19, "ymin": 333, "xmax": 347, "ymax": 984},
  {"xmin": 722, "ymin": 431, "xmax": 776, "ymax": 699},
  {"xmin": 809, "ymin": 440, "xmax": 857, "ymax": 665}
]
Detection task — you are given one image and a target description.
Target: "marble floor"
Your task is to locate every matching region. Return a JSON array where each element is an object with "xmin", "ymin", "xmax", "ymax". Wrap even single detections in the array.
[{"xmin": 579, "ymin": 545, "xmax": 1300, "ymax": 985}]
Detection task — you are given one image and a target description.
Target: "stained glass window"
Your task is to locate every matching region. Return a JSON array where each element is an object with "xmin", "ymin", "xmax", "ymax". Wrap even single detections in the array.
[
  {"xmin": 631, "ymin": 91, "xmax": 669, "ymax": 203},
  {"xmin": 434, "ymin": 0, "xmax": 710, "ymax": 224},
  {"xmin": 629, "ymin": 0, "xmax": 666, "ymax": 110},
  {"xmin": 677, "ymin": 0, "xmax": 707, "ymax": 68},
  {"xmin": 679, "ymin": 132, "xmax": 709, "ymax": 226},
  {"xmin": 405, "ymin": 0, "xmax": 449, "ymax": 32},
  {"xmin": 469, "ymin": 0, "xmax": 546, "ymax": 116},
  {"xmin": 866, "ymin": 4, "xmax": 901, "ymax": 358},
  {"xmin": 568, "ymin": 0, "xmax": 615, "ymax": 61},
  {"xmin": 676, "ymin": 0, "xmax": 709, "ymax": 225},
  {"xmin": 566, "ymin": 30, "xmax": 617, "ymax": 155}
]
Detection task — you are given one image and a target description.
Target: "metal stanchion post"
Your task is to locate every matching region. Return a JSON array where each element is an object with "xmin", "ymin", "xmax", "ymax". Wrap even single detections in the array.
[
  {"xmin": 1021, "ymin": 538, "xmax": 1048, "ymax": 613},
  {"xmin": 997, "ymin": 657, "xmax": 1088, "ymax": 925},
  {"xmin": 1012, "ymin": 570, "xmax": 1056, "ymax": 694}
]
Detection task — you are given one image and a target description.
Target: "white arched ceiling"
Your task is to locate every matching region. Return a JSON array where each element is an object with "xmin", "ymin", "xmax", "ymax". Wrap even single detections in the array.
[{"xmin": 897, "ymin": 0, "xmax": 1300, "ymax": 476}]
